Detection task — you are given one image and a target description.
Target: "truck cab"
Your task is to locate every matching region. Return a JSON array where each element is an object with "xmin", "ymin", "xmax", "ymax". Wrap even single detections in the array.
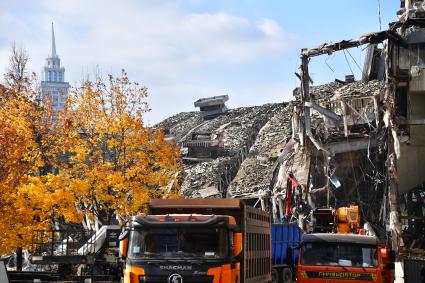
[
  {"xmin": 120, "ymin": 199, "xmax": 272, "ymax": 283},
  {"xmin": 296, "ymin": 233, "xmax": 394, "ymax": 283},
  {"xmin": 121, "ymin": 214, "xmax": 238, "ymax": 282}
]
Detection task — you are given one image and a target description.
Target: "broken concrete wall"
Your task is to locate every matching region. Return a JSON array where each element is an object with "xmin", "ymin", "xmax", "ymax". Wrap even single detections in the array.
[
  {"xmin": 396, "ymin": 63, "xmax": 425, "ymax": 195},
  {"xmin": 389, "ymin": 10, "xmax": 425, "ymax": 255}
]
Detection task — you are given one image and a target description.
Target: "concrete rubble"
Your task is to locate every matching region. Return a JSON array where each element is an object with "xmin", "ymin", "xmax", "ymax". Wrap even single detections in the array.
[
  {"xmin": 155, "ymin": 111, "xmax": 202, "ymax": 142},
  {"xmin": 155, "ymin": 103, "xmax": 288, "ymax": 198},
  {"xmin": 310, "ymin": 80, "xmax": 383, "ymax": 100},
  {"xmin": 228, "ymin": 105, "xmax": 292, "ymax": 197},
  {"xmin": 156, "ymin": 79, "xmax": 384, "ymax": 201}
]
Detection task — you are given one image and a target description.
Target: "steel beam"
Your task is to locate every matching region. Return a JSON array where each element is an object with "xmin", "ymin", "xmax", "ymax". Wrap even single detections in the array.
[
  {"xmin": 304, "ymin": 101, "xmax": 341, "ymax": 121},
  {"xmin": 324, "ymin": 138, "xmax": 376, "ymax": 154}
]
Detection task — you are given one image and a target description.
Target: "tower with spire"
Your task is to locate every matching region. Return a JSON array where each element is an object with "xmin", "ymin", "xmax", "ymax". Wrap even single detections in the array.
[{"xmin": 40, "ymin": 23, "xmax": 70, "ymax": 113}]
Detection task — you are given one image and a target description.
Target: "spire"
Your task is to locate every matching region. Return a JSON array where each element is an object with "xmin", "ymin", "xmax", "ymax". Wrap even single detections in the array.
[{"xmin": 51, "ymin": 22, "xmax": 57, "ymax": 58}]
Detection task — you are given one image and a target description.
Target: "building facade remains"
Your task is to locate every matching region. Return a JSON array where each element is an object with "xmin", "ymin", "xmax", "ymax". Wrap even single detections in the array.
[{"xmin": 156, "ymin": 0, "xmax": 425, "ymax": 266}]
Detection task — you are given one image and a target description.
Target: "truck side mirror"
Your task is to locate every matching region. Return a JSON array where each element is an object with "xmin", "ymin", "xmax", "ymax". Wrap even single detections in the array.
[
  {"xmin": 234, "ymin": 251, "xmax": 243, "ymax": 263},
  {"xmin": 288, "ymin": 245, "xmax": 300, "ymax": 264},
  {"xmin": 233, "ymin": 232, "xmax": 243, "ymax": 258},
  {"xmin": 119, "ymin": 230, "xmax": 129, "ymax": 258}
]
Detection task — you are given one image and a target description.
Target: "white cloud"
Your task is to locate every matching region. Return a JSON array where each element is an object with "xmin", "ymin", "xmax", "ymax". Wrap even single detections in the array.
[
  {"xmin": 0, "ymin": 0, "xmax": 297, "ymax": 122},
  {"xmin": 257, "ymin": 18, "xmax": 281, "ymax": 37}
]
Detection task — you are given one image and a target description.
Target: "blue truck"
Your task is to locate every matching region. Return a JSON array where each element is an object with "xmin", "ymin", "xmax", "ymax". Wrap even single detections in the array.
[{"xmin": 271, "ymin": 223, "xmax": 302, "ymax": 283}]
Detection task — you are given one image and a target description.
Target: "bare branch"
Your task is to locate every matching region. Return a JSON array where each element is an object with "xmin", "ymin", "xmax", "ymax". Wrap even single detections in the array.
[{"xmin": 5, "ymin": 42, "xmax": 30, "ymax": 90}]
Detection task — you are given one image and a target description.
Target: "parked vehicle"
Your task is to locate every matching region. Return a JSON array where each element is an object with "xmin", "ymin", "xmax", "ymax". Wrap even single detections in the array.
[
  {"xmin": 119, "ymin": 198, "xmax": 272, "ymax": 283},
  {"xmin": 27, "ymin": 226, "xmax": 122, "ymax": 282},
  {"xmin": 296, "ymin": 233, "xmax": 394, "ymax": 283},
  {"xmin": 271, "ymin": 224, "xmax": 302, "ymax": 283}
]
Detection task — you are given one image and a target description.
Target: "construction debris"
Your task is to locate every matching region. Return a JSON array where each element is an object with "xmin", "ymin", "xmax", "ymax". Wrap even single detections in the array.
[
  {"xmin": 156, "ymin": 111, "xmax": 202, "ymax": 142},
  {"xmin": 194, "ymin": 95, "xmax": 229, "ymax": 119},
  {"xmin": 228, "ymin": 105, "xmax": 292, "ymax": 197},
  {"xmin": 155, "ymin": 103, "xmax": 287, "ymax": 198}
]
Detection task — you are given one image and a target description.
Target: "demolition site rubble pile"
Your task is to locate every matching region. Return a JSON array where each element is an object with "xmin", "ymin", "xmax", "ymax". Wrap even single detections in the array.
[
  {"xmin": 293, "ymin": 81, "xmax": 343, "ymax": 101},
  {"xmin": 155, "ymin": 111, "xmax": 202, "ymax": 141},
  {"xmin": 328, "ymin": 80, "xmax": 383, "ymax": 99},
  {"xmin": 157, "ymin": 79, "xmax": 386, "ymax": 205},
  {"xmin": 227, "ymin": 105, "xmax": 292, "ymax": 197},
  {"xmin": 295, "ymin": 80, "xmax": 383, "ymax": 103},
  {"xmin": 155, "ymin": 103, "xmax": 288, "ymax": 198},
  {"xmin": 181, "ymin": 156, "xmax": 238, "ymax": 198}
]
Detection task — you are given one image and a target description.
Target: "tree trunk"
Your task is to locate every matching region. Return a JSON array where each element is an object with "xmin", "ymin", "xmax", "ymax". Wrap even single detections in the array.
[{"xmin": 16, "ymin": 247, "xmax": 23, "ymax": 271}]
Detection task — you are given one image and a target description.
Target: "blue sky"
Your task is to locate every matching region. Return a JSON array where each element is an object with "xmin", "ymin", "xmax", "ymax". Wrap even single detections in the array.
[{"xmin": 0, "ymin": 0, "xmax": 400, "ymax": 124}]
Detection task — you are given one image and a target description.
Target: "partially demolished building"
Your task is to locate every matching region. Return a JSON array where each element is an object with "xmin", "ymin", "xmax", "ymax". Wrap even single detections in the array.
[
  {"xmin": 287, "ymin": 0, "xmax": 425, "ymax": 258},
  {"xmin": 157, "ymin": 0, "xmax": 425, "ymax": 264}
]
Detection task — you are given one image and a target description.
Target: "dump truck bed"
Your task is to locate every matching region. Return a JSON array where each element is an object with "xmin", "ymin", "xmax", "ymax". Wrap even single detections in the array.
[{"xmin": 272, "ymin": 224, "xmax": 302, "ymax": 266}]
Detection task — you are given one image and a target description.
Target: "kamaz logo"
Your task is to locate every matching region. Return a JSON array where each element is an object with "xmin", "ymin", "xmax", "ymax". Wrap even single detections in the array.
[{"xmin": 160, "ymin": 265, "xmax": 192, "ymax": 271}]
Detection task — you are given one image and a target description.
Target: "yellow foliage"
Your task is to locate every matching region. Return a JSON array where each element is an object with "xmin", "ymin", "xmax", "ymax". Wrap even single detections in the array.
[
  {"xmin": 0, "ymin": 71, "xmax": 182, "ymax": 254},
  {"xmin": 0, "ymin": 82, "xmax": 53, "ymax": 253},
  {"xmin": 52, "ymin": 72, "xmax": 183, "ymax": 223}
]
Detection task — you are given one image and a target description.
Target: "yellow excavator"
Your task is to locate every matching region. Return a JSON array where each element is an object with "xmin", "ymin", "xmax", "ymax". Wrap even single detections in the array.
[
  {"xmin": 335, "ymin": 204, "xmax": 361, "ymax": 234},
  {"xmin": 312, "ymin": 204, "xmax": 361, "ymax": 234}
]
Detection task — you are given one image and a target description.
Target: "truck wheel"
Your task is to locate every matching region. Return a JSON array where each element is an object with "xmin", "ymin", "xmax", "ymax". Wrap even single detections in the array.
[
  {"xmin": 271, "ymin": 268, "xmax": 279, "ymax": 283},
  {"xmin": 281, "ymin": 268, "xmax": 292, "ymax": 283}
]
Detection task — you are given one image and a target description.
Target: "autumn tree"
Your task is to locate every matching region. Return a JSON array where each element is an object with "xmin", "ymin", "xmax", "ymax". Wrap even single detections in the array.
[
  {"xmin": 0, "ymin": 75, "xmax": 50, "ymax": 257},
  {"xmin": 0, "ymin": 46, "xmax": 66, "ymax": 258},
  {"xmin": 0, "ymin": 45, "xmax": 35, "ymax": 266},
  {"xmin": 0, "ymin": 70, "xmax": 182, "ymax": 255},
  {"xmin": 47, "ymin": 71, "xmax": 182, "ymax": 230}
]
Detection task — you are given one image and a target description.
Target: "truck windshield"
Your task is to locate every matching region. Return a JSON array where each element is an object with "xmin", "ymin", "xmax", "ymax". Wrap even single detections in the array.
[
  {"xmin": 301, "ymin": 242, "xmax": 378, "ymax": 268},
  {"xmin": 128, "ymin": 227, "xmax": 228, "ymax": 260}
]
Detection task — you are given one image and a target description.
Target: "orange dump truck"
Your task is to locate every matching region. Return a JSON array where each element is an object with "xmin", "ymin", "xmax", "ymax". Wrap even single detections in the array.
[
  {"xmin": 296, "ymin": 233, "xmax": 394, "ymax": 283},
  {"xmin": 119, "ymin": 199, "xmax": 272, "ymax": 283}
]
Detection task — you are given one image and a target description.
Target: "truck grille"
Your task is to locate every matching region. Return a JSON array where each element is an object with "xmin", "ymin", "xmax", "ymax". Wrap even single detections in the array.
[{"xmin": 139, "ymin": 275, "xmax": 213, "ymax": 282}]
